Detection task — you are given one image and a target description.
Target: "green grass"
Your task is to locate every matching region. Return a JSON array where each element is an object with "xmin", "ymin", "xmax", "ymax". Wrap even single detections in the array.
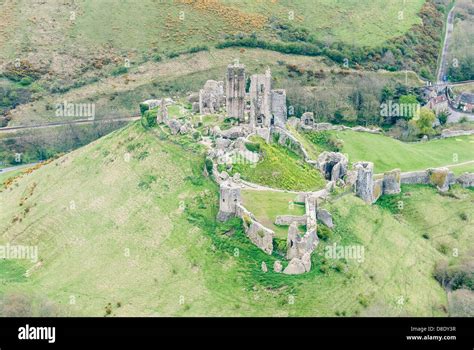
[
  {"xmin": 0, "ymin": 169, "xmax": 23, "ymax": 190},
  {"xmin": 241, "ymin": 190, "xmax": 304, "ymax": 239},
  {"xmin": 0, "ymin": 260, "xmax": 27, "ymax": 283},
  {"xmin": 447, "ymin": 162, "xmax": 474, "ymax": 175},
  {"xmin": 287, "ymin": 125, "xmax": 319, "ymax": 160},
  {"xmin": 1, "ymin": 122, "xmax": 472, "ymax": 316},
  {"xmin": 230, "ymin": 136, "xmax": 326, "ymax": 191},
  {"xmin": 328, "ymin": 130, "xmax": 474, "ymax": 173}
]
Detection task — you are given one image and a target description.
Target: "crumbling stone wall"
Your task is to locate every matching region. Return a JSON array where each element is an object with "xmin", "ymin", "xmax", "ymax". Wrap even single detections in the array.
[
  {"xmin": 400, "ymin": 168, "xmax": 454, "ymax": 192},
  {"xmin": 275, "ymin": 215, "xmax": 307, "ymax": 226},
  {"xmin": 457, "ymin": 172, "xmax": 474, "ymax": 188},
  {"xmin": 373, "ymin": 179, "xmax": 383, "ymax": 202},
  {"xmin": 427, "ymin": 167, "xmax": 451, "ymax": 192},
  {"xmin": 235, "ymin": 204, "xmax": 274, "ymax": 255},
  {"xmin": 400, "ymin": 171, "xmax": 430, "ymax": 185},
  {"xmin": 382, "ymin": 169, "xmax": 401, "ymax": 195},
  {"xmin": 441, "ymin": 129, "xmax": 474, "ymax": 138},
  {"xmin": 284, "ymin": 195, "xmax": 318, "ymax": 274},
  {"xmin": 199, "ymin": 80, "xmax": 224, "ymax": 115}
]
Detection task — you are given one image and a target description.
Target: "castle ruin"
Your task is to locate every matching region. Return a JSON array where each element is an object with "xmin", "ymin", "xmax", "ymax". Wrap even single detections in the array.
[
  {"xmin": 199, "ymin": 80, "xmax": 224, "ymax": 115},
  {"xmin": 225, "ymin": 62, "xmax": 246, "ymax": 121}
]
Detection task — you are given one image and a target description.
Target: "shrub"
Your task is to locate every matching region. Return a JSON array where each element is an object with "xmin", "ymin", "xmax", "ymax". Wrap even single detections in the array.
[
  {"xmin": 357, "ymin": 294, "xmax": 370, "ymax": 308},
  {"xmin": 139, "ymin": 103, "xmax": 149, "ymax": 116},
  {"xmin": 305, "ymin": 131, "xmax": 342, "ymax": 152},
  {"xmin": 205, "ymin": 158, "xmax": 213, "ymax": 175},
  {"xmin": 317, "ymin": 225, "xmax": 333, "ymax": 241},
  {"xmin": 19, "ymin": 76, "xmax": 33, "ymax": 86},
  {"xmin": 438, "ymin": 111, "xmax": 448, "ymax": 125},
  {"xmin": 138, "ymin": 174, "xmax": 157, "ymax": 190},
  {"xmin": 434, "ymin": 258, "xmax": 474, "ymax": 291},
  {"xmin": 166, "ymin": 52, "xmax": 180, "ymax": 59},
  {"xmin": 141, "ymin": 109, "xmax": 157, "ymax": 129},
  {"xmin": 244, "ymin": 142, "xmax": 260, "ymax": 153},
  {"xmin": 111, "ymin": 66, "xmax": 128, "ymax": 76},
  {"xmin": 273, "ymin": 238, "xmax": 287, "ymax": 256},
  {"xmin": 152, "ymin": 54, "xmax": 162, "ymax": 62}
]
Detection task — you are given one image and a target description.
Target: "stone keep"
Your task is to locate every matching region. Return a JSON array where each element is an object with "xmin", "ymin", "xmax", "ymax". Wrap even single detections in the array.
[
  {"xmin": 354, "ymin": 161, "xmax": 374, "ymax": 203},
  {"xmin": 250, "ymin": 68, "xmax": 272, "ymax": 128},
  {"xmin": 270, "ymin": 89, "xmax": 287, "ymax": 127},
  {"xmin": 225, "ymin": 63, "xmax": 246, "ymax": 121},
  {"xmin": 199, "ymin": 80, "xmax": 224, "ymax": 115},
  {"xmin": 217, "ymin": 180, "xmax": 241, "ymax": 222}
]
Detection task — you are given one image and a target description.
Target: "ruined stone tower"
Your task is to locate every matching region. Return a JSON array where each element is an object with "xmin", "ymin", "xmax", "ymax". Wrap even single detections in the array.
[
  {"xmin": 354, "ymin": 161, "xmax": 374, "ymax": 204},
  {"xmin": 271, "ymin": 89, "xmax": 287, "ymax": 127},
  {"xmin": 225, "ymin": 63, "xmax": 246, "ymax": 121},
  {"xmin": 249, "ymin": 68, "xmax": 272, "ymax": 128},
  {"xmin": 217, "ymin": 180, "xmax": 241, "ymax": 222}
]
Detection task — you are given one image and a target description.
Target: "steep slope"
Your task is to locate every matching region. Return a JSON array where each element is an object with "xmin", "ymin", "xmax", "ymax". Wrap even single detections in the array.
[{"xmin": 0, "ymin": 123, "xmax": 472, "ymax": 316}]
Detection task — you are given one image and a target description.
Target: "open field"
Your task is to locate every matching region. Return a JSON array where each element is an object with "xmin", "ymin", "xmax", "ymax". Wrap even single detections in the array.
[
  {"xmin": 323, "ymin": 130, "xmax": 474, "ymax": 173},
  {"xmin": 1, "ymin": 120, "xmax": 472, "ymax": 316}
]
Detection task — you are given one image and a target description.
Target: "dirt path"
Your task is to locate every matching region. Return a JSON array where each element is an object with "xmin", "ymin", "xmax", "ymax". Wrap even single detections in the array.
[
  {"xmin": 0, "ymin": 116, "xmax": 140, "ymax": 134},
  {"xmin": 444, "ymin": 159, "xmax": 474, "ymax": 169}
]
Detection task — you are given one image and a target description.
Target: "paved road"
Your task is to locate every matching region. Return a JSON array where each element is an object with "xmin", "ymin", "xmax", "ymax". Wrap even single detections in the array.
[
  {"xmin": 437, "ymin": 5, "xmax": 456, "ymax": 84},
  {"xmin": 0, "ymin": 162, "xmax": 39, "ymax": 174}
]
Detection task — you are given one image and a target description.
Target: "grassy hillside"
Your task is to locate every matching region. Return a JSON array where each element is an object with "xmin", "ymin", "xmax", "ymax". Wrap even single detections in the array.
[
  {"xmin": 447, "ymin": 0, "xmax": 474, "ymax": 82},
  {"xmin": 322, "ymin": 130, "xmax": 474, "ymax": 173},
  {"xmin": 228, "ymin": 136, "xmax": 326, "ymax": 191},
  {"xmin": 0, "ymin": 0, "xmax": 424, "ymax": 62},
  {"xmin": 1, "ymin": 122, "xmax": 472, "ymax": 316},
  {"xmin": 0, "ymin": 0, "xmax": 432, "ymax": 127}
]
